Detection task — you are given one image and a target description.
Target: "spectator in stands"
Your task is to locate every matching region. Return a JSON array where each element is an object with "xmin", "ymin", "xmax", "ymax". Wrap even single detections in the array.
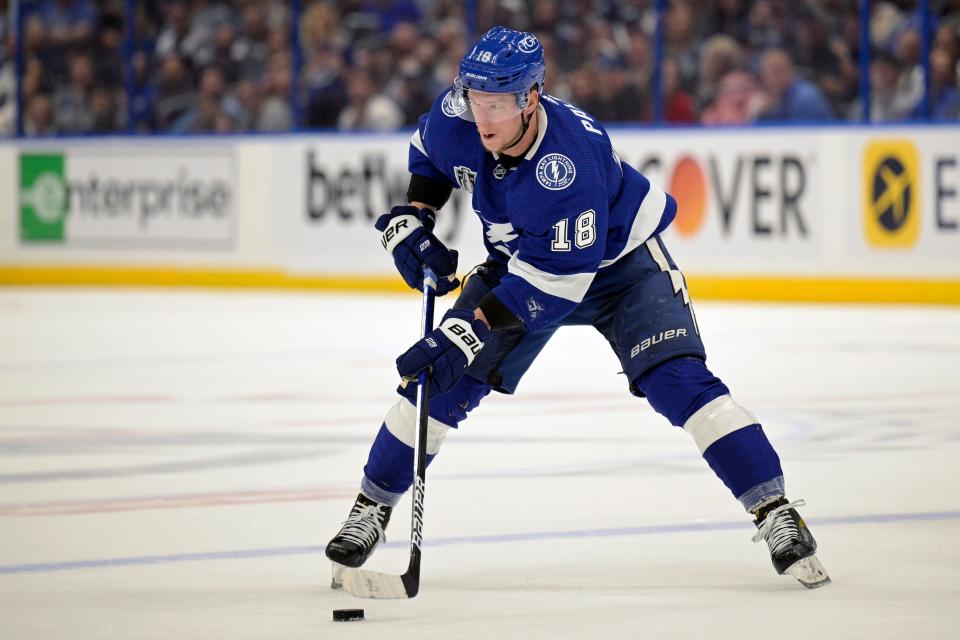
[
  {"xmin": 171, "ymin": 65, "xmax": 239, "ymax": 132},
  {"xmin": 664, "ymin": 0, "xmax": 700, "ymax": 94},
  {"xmin": 337, "ymin": 69, "xmax": 403, "ymax": 130},
  {"xmin": 191, "ymin": 0, "xmax": 235, "ymax": 41},
  {"xmin": 154, "ymin": 53, "xmax": 196, "ymax": 130},
  {"xmin": 232, "ymin": 78, "xmax": 262, "ymax": 130},
  {"xmin": 793, "ymin": 14, "xmax": 857, "ymax": 115},
  {"xmin": 915, "ymin": 48, "xmax": 960, "ymax": 119},
  {"xmin": 304, "ymin": 44, "xmax": 348, "ymax": 128},
  {"xmin": 934, "ymin": 23, "xmax": 959, "ymax": 64},
  {"xmin": 129, "ymin": 51, "xmax": 157, "ymax": 132},
  {"xmin": 745, "ymin": 0, "xmax": 786, "ymax": 55},
  {"xmin": 232, "ymin": 2, "xmax": 274, "ymax": 82},
  {"xmin": 708, "ymin": 0, "xmax": 749, "ymax": 43},
  {"xmin": 256, "ymin": 54, "xmax": 294, "ymax": 131},
  {"xmin": 93, "ymin": 12, "xmax": 124, "ymax": 92},
  {"xmin": 568, "ymin": 67, "xmax": 605, "ymax": 116},
  {"xmin": 892, "ymin": 27, "xmax": 925, "ymax": 117},
  {"xmin": 383, "ymin": 21, "xmax": 435, "ymax": 124},
  {"xmin": 155, "ymin": 1, "xmax": 208, "ymax": 69},
  {"xmin": 7, "ymin": 0, "xmax": 953, "ymax": 135},
  {"xmin": 663, "ymin": 57, "xmax": 696, "ymax": 123},
  {"xmin": 701, "ymin": 69, "xmax": 762, "ymax": 125},
  {"xmin": 0, "ymin": 59, "xmax": 13, "ymax": 137},
  {"xmin": 89, "ymin": 87, "xmax": 121, "ymax": 132},
  {"xmin": 847, "ymin": 50, "xmax": 909, "ymax": 121},
  {"xmin": 41, "ymin": 0, "xmax": 96, "ymax": 53},
  {"xmin": 756, "ymin": 48, "xmax": 835, "ymax": 121},
  {"xmin": 23, "ymin": 14, "xmax": 56, "ymax": 82},
  {"xmin": 0, "ymin": 0, "xmax": 6, "ymax": 47},
  {"xmin": 0, "ymin": 5, "xmax": 11, "ymax": 136},
  {"xmin": 595, "ymin": 67, "xmax": 648, "ymax": 123},
  {"xmin": 206, "ymin": 20, "xmax": 241, "ymax": 84},
  {"xmin": 624, "ymin": 30, "xmax": 653, "ymax": 103},
  {"xmin": 698, "ymin": 34, "xmax": 743, "ymax": 108},
  {"xmin": 530, "ymin": 0, "xmax": 562, "ymax": 35},
  {"xmin": 24, "ymin": 94, "xmax": 57, "ymax": 136},
  {"xmin": 360, "ymin": 0, "xmax": 422, "ymax": 34},
  {"xmin": 53, "ymin": 51, "xmax": 95, "ymax": 133},
  {"xmin": 430, "ymin": 17, "xmax": 468, "ymax": 96}
]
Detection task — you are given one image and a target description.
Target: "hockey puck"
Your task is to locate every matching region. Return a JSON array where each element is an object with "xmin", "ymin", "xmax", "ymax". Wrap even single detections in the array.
[{"xmin": 332, "ymin": 609, "xmax": 365, "ymax": 622}]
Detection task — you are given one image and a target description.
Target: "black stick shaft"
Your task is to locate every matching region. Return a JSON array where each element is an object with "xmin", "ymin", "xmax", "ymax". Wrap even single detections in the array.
[{"xmin": 402, "ymin": 269, "xmax": 436, "ymax": 597}]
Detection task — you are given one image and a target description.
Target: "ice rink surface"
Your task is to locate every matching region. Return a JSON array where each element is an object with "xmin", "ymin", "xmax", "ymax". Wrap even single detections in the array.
[{"xmin": 1, "ymin": 288, "xmax": 958, "ymax": 639}]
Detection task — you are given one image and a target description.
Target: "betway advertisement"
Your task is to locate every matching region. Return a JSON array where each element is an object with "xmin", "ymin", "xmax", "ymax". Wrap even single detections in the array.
[
  {"xmin": 18, "ymin": 149, "xmax": 235, "ymax": 247},
  {"xmin": 272, "ymin": 135, "xmax": 486, "ymax": 274}
]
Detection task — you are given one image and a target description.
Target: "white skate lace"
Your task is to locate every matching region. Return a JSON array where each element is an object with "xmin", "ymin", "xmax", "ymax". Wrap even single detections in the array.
[
  {"xmin": 751, "ymin": 499, "xmax": 806, "ymax": 555},
  {"xmin": 337, "ymin": 504, "xmax": 387, "ymax": 548}
]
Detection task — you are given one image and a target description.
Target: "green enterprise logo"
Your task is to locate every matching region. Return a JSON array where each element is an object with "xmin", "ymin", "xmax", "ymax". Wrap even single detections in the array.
[{"xmin": 20, "ymin": 154, "xmax": 69, "ymax": 242}]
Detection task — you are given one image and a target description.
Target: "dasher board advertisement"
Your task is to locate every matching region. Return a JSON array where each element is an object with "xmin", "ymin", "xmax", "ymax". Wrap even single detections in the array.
[{"xmin": 19, "ymin": 148, "xmax": 236, "ymax": 248}]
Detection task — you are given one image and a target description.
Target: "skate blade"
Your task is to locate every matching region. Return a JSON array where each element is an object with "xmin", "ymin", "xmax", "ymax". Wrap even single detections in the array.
[
  {"xmin": 330, "ymin": 562, "xmax": 345, "ymax": 590},
  {"xmin": 785, "ymin": 555, "xmax": 831, "ymax": 589}
]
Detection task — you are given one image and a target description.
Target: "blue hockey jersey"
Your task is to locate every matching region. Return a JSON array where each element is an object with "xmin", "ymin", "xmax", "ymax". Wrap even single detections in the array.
[{"xmin": 408, "ymin": 91, "xmax": 677, "ymax": 333}]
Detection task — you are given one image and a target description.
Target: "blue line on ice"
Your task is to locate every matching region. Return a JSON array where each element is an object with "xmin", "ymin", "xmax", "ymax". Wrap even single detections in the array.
[{"xmin": 2, "ymin": 510, "xmax": 957, "ymax": 575}]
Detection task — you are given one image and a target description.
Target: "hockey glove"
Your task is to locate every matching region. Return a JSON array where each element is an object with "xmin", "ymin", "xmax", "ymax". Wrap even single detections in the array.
[
  {"xmin": 375, "ymin": 206, "xmax": 460, "ymax": 296},
  {"xmin": 396, "ymin": 308, "xmax": 491, "ymax": 394}
]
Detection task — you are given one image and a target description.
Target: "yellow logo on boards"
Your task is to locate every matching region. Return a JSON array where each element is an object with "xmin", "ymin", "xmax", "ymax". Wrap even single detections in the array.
[{"xmin": 863, "ymin": 140, "xmax": 920, "ymax": 248}]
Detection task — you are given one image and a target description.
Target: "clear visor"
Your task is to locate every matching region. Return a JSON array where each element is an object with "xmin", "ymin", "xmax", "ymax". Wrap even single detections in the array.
[{"xmin": 448, "ymin": 77, "xmax": 527, "ymax": 123}]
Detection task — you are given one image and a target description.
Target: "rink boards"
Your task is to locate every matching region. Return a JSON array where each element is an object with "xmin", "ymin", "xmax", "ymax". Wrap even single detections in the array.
[{"xmin": 0, "ymin": 125, "xmax": 958, "ymax": 303}]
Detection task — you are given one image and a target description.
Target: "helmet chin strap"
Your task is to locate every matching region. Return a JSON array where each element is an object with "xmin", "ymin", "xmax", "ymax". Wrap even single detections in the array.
[{"xmin": 501, "ymin": 110, "xmax": 532, "ymax": 154}]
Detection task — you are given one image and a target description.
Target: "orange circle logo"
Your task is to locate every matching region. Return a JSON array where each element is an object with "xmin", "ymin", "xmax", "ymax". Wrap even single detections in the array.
[{"xmin": 669, "ymin": 155, "xmax": 707, "ymax": 236}]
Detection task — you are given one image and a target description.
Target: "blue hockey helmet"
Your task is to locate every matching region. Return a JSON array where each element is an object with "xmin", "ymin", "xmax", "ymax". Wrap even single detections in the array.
[{"xmin": 448, "ymin": 27, "xmax": 546, "ymax": 123}]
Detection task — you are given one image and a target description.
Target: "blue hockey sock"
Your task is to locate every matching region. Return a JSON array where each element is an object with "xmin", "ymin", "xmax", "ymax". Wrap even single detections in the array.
[
  {"xmin": 701, "ymin": 425, "xmax": 784, "ymax": 509},
  {"xmin": 360, "ymin": 398, "xmax": 452, "ymax": 506},
  {"xmin": 637, "ymin": 357, "xmax": 785, "ymax": 510},
  {"xmin": 361, "ymin": 422, "xmax": 435, "ymax": 506}
]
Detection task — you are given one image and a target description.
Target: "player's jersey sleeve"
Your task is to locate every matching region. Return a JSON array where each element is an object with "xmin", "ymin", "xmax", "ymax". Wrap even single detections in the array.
[
  {"xmin": 408, "ymin": 114, "xmax": 455, "ymax": 187},
  {"xmin": 407, "ymin": 91, "xmax": 479, "ymax": 190},
  {"xmin": 490, "ymin": 170, "xmax": 607, "ymax": 333}
]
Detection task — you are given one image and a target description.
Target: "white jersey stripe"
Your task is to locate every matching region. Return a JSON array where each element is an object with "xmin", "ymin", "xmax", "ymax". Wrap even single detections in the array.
[
  {"xmin": 683, "ymin": 395, "xmax": 758, "ymax": 453},
  {"xmin": 599, "ymin": 184, "xmax": 667, "ymax": 268},
  {"xmin": 507, "ymin": 254, "xmax": 596, "ymax": 303},
  {"xmin": 410, "ymin": 129, "xmax": 427, "ymax": 156}
]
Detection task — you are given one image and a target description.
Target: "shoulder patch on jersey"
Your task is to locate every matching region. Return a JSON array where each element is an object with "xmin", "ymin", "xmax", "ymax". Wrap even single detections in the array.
[
  {"xmin": 441, "ymin": 90, "xmax": 467, "ymax": 118},
  {"xmin": 536, "ymin": 153, "xmax": 576, "ymax": 191},
  {"xmin": 454, "ymin": 166, "xmax": 477, "ymax": 192}
]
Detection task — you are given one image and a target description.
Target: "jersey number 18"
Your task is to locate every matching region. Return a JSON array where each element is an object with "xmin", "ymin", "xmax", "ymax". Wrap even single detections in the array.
[{"xmin": 552, "ymin": 209, "xmax": 596, "ymax": 251}]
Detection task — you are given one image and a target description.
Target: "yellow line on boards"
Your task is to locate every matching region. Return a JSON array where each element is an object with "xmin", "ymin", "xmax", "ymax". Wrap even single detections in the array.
[
  {"xmin": 0, "ymin": 266, "xmax": 405, "ymax": 293},
  {"xmin": 1, "ymin": 265, "xmax": 959, "ymax": 305},
  {"xmin": 688, "ymin": 276, "xmax": 960, "ymax": 305}
]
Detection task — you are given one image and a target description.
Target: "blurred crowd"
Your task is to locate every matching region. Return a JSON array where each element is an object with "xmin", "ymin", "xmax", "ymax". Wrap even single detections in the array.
[{"xmin": 2, "ymin": 0, "xmax": 959, "ymax": 137}]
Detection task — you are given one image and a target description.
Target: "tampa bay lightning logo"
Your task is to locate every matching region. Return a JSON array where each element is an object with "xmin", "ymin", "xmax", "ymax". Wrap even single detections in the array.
[
  {"xmin": 536, "ymin": 154, "xmax": 576, "ymax": 190},
  {"xmin": 441, "ymin": 90, "xmax": 467, "ymax": 118},
  {"xmin": 517, "ymin": 34, "xmax": 541, "ymax": 54}
]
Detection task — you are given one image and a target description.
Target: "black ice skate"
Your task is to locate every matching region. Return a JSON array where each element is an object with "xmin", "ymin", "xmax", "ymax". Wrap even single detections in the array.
[
  {"xmin": 752, "ymin": 497, "xmax": 831, "ymax": 589},
  {"xmin": 326, "ymin": 493, "xmax": 392, "ymax": 572}
]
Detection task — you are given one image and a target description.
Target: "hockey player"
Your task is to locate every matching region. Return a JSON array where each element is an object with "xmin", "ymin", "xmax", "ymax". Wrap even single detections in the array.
[{"xmin": 326, "ymin": 27, "xmax": 829, "ymax": 588}]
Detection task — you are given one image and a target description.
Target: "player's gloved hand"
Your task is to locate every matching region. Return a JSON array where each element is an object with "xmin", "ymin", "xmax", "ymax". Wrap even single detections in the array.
[
  {"xmin": 396, "ymin": 309, "xmax": 491, "ymax": 393},
  {"xmin": 375, "ymin": 206, "xmax": 460, "ymax": 296}
]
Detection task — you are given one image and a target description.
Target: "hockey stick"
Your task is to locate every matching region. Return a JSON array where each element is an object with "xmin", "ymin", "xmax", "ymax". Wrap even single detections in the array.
[{"xmin": 338, "ymin": 267, "xmax": 436, "ymax": 599}]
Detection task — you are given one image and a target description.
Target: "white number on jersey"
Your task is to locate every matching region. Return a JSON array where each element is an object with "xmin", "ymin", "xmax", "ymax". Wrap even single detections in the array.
[{"xmin": 551, "ymin": 210, "xmax": 596, "ymax": 251}]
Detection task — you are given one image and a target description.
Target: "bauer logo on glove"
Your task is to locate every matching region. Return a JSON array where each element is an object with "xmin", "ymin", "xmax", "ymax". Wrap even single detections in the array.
[
  {"xmin": 396, "ymin": 309, "xmax": 491, "ymax": 393},
  {"xmin": 375, "ymin": 205, "xmax": 460, "ymax": 296}
]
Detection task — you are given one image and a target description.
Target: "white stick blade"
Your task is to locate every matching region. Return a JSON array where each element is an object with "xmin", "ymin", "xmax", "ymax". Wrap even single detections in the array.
[{"xmin": 339, "ymin": 568, "xmax": 410, "ymax": 599}]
